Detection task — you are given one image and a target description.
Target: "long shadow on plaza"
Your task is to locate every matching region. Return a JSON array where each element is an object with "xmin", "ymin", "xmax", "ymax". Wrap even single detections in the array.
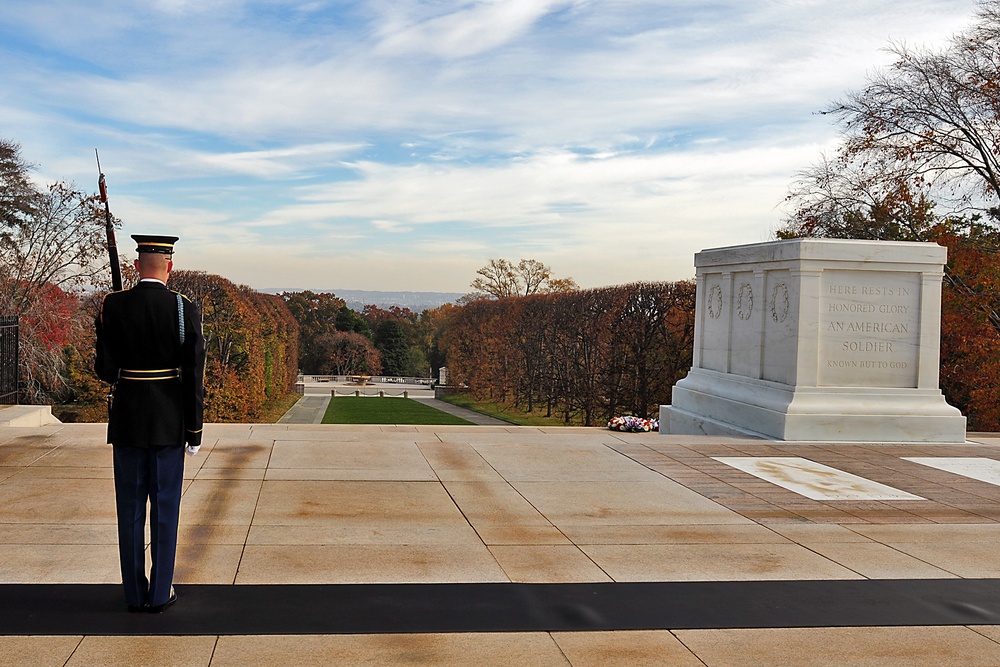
[{"xmin": 4, "ymin": 579, "xmax": 1000, "ymax": 635}]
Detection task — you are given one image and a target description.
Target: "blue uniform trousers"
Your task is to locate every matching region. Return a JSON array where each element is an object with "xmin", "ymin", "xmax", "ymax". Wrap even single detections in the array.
[{"xmin": 112, "ymin": 445, "xmax": 184, "ymax": 608}]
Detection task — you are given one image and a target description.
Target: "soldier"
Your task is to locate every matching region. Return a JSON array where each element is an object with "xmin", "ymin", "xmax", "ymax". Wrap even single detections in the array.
[{"xmin": 95, "ymin": 234, "xmax": 206, "ymax": 613}]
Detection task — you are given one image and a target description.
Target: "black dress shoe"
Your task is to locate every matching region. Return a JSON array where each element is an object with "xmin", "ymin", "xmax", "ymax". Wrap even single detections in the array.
[
  {"xmin": 127, "ymin": 604, "xmax": 146, "ymax": 614},
  {"xmin": 148, "ymin": 588, "xmax": 177, "ymax": 614}
]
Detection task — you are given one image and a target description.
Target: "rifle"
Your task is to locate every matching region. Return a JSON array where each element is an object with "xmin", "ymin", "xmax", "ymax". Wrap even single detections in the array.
[{"xmin": 95, "ymin": 149, "xmax": 123, "ymax": 292}]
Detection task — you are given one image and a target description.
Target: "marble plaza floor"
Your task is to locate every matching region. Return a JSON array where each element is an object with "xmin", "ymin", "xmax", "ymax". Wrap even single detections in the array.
[{"xmin": 5, "ymin": 423, "xmax": 1000, "ymax": 665}]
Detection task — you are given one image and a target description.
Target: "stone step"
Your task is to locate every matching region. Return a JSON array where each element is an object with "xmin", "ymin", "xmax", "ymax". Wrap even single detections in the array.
[{"xmin": 0, "ymin": 405, "xmax": 62, "ymax": 427}]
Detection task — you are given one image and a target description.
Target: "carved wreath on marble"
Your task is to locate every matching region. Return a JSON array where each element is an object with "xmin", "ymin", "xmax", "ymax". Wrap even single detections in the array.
[
  {"xmin": 707, "ymin": 284, "xmax": 723, "ymax": 319},
  {"xmin": 707, "ymin": 282, "xmax": 789, "ymax": 323},
  {"xmin": 736, "ymin": 283, "xmax": 753, "ymax": 320},
  {"xmin": 770, "ymin": 283, "xmax": 789, "ymax": 323}
]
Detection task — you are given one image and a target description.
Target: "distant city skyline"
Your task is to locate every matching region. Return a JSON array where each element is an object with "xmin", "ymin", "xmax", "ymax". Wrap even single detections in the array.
[{"xmin": 0, "ymin": 0, "xmax": 979, "ymax": 293}]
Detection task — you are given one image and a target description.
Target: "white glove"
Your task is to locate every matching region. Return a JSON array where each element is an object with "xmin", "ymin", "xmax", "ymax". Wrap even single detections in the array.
[{"xmin": 185, "ymin": 444, "xmax": 200, "ymax": 457}]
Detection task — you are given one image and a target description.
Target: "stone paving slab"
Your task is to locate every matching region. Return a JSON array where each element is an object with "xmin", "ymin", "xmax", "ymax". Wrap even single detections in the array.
[
  {"xmin": 6, "ymin": 628, "xmax": 999, "ymax": 667},
  {"xmin": 3, "ymin": 424, "xmax": 1000, "ymax": 664}
]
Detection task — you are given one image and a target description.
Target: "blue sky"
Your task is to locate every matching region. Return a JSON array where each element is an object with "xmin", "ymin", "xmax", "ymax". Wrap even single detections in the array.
[{"xmin": 0, "ymin": 0, "xmax": 978, "ymax": 293}]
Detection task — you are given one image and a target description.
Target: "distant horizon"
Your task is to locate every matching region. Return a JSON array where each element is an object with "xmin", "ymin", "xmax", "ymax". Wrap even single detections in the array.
[
  {"xmin": 259, "ymin": 287, "xmax": 466, "ymax": 312},
  {"xmin": 259, "ymin": 288, "xmax": 466, "ymax": 297}
]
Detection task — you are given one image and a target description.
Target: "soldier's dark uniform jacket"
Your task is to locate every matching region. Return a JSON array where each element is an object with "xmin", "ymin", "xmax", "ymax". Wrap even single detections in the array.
[{"xmin": 95, "ymin": 282, "xmax": 206, "ymax": 448}]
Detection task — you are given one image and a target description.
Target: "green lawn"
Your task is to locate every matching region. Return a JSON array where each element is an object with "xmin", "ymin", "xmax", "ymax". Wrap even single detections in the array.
[
  {"xmin": 440, "ymin": 393, "xmax": 582, "ymax": 427},
  {"xmin": 321, "ymin": 396, "xmax": 474, "ymax": 425}
]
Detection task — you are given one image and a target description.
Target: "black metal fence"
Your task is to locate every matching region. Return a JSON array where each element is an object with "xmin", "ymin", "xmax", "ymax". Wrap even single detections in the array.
[{"xmin": 0, "ymin": 316, "xmax": 18, "ymax": 404}]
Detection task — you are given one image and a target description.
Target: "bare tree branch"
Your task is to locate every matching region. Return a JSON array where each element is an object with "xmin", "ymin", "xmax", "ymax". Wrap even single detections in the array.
[{"xmin": 467, "ymin": 258, "xmax": 577, "ymax": 300}]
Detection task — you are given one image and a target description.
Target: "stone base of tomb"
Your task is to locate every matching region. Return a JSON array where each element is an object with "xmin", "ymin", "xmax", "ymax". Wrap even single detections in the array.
[{"xmin": 661, "ymin": 368, "xmax": 967, "ymax": 443}]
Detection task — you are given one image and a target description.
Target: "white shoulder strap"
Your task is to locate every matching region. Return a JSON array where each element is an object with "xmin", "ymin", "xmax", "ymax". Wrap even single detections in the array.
[{"xmin": 177, "ymin": 293, "xmax": 186, "ymax": 345}]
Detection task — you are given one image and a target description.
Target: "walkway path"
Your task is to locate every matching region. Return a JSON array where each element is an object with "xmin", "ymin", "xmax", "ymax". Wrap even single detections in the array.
[
  {"xmin": 409, "ymin": 396, "xmax": 511, "ymax": 425},
  {"xmin": 276, "ymin": 395, "xmax": 329, "ymax": 424},
  {"xmin": 4, "ymin": 424, "xmax": 1000, "ymax": 665}
]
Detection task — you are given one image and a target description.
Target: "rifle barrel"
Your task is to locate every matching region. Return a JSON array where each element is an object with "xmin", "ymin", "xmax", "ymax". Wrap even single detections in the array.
[{"xmin": 96, "ymin": 149, "xmax": 124, "ymax": 292}]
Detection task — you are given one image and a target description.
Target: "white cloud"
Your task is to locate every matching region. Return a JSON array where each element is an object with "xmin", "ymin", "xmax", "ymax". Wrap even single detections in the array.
[
  {"xmin": 371, "ymin": 219, "xmax": 412, "ymax": 232},
  {"xmin": 15, "ymin": 0, "xmax": 974, "ymax": 152},
  {"xmin": 189, "ymin": 142, "xmax": 365, "ymax": 177},
  {"xmin": 288, "ymin": 139, "xmax": 823, "ymax": 225},
  {"xmin": 375, "ymin": 0, "xmax": 579, "ymax": 58},
  {"xmin": 0, "ymin": 0, "xmax": 983, "ymax": 292}
]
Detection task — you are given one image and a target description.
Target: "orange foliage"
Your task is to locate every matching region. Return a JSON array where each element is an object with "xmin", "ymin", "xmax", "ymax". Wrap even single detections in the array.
[
  {"xmin": 19, "ymin": 282, "xmax": 75, "ymax": 350},
  {"xmin": 931, "ymin": 227, "xmax": 1000, "ymax": 430},
  {"xmin": 57, "ymin": 273, "xmax": 299, "ymax": 423},
  {"xmin": 167, "ymin": 271, "xmax": 299, "ymax": 423},
  {"xmin": 443, "ymin": 281, "xmax": 695, "ymax": 425}
]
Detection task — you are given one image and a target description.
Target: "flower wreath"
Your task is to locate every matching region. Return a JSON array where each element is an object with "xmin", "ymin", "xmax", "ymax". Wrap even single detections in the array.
[{"xmin": 607, "ymin": 415, "xmax": 660, "ymax": 432}]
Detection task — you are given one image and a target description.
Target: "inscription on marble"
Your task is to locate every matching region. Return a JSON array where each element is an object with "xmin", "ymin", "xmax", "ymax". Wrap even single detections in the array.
[{"xmin": 818, "ymin": 271, "xmax": 919, "ymax": 387}]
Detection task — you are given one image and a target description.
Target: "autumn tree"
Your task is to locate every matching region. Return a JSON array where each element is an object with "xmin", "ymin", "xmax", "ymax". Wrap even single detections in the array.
[
  {"xmin": 779, "ymin": 2, "xmax": 1000, "ymax": 429},
  {"xmin": 361, "ymin": 304, "xmax": 416, "ymax": 326},
  {"xmin": 248, "ymin": 289, "xmax": 300, "ymax": 404},
  {"xmin": 284, "ymin": 291, "xmax": 345, "ymax": 336},
  {"xmin": 444, "ymin": 281, "xmax": 694, "ymax": 425},
  {"xmin": 833, "ymin": 6, "xmax": 1000, "ymax": 214},
  {"xmin": 605, "ymin": 281, "xmax": 697, "ymax": 420},
  {"xmin": 362, "ymin": 304, "xmax": 439, "ymax": 377},
  {"xmin": 0, "ymin": 140, "xmax": 121, "ymax": 403},
  {"xmin": 445, "ymin": 297, "xmax": 520, "ymax": 402},
  {"xmin": 467, "ymin": 258, "xmax": 578, "ymax": 300},
  {"xmin": 781, "ymin": 156, "xmax": 940, "ymax": 243},
  {"xmin": 783, "ymin": 1, "xmax": 1000, "ymax": 241},
  {"xmin": 170, "ymin": 271, "xmax": 299, "ymax": 422},
  {"xmin": 15, "ymin": 283, "xmax": 79, "ymax": 404},
  {"xmin": 49, "ymin": 289, "xmax": 112, "ymax": 421},
  {"xmin": 468, "ymin": 259, "xmax": 518, "ymax": 299},
  {"xmin": 420, "ymin": 303, "xmax": 458, "ymax": 377},
  {"xmin": 56, "ymin": 270, "xmax": 299, "ymax": 423},
  {"xmin": 282, "ymin": 290, "xmax": 346, "ymax": 374},
  {"xmin": 924, "ymin": 221, "xmax": 1000, "ymax": 429},
  {"xmin": 0, "ymin": 139, "xmax": 38, "ymax": 229},
  {"xmin": 314, "ymin": 331, "xmax": 381, "ymax": 375}
]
